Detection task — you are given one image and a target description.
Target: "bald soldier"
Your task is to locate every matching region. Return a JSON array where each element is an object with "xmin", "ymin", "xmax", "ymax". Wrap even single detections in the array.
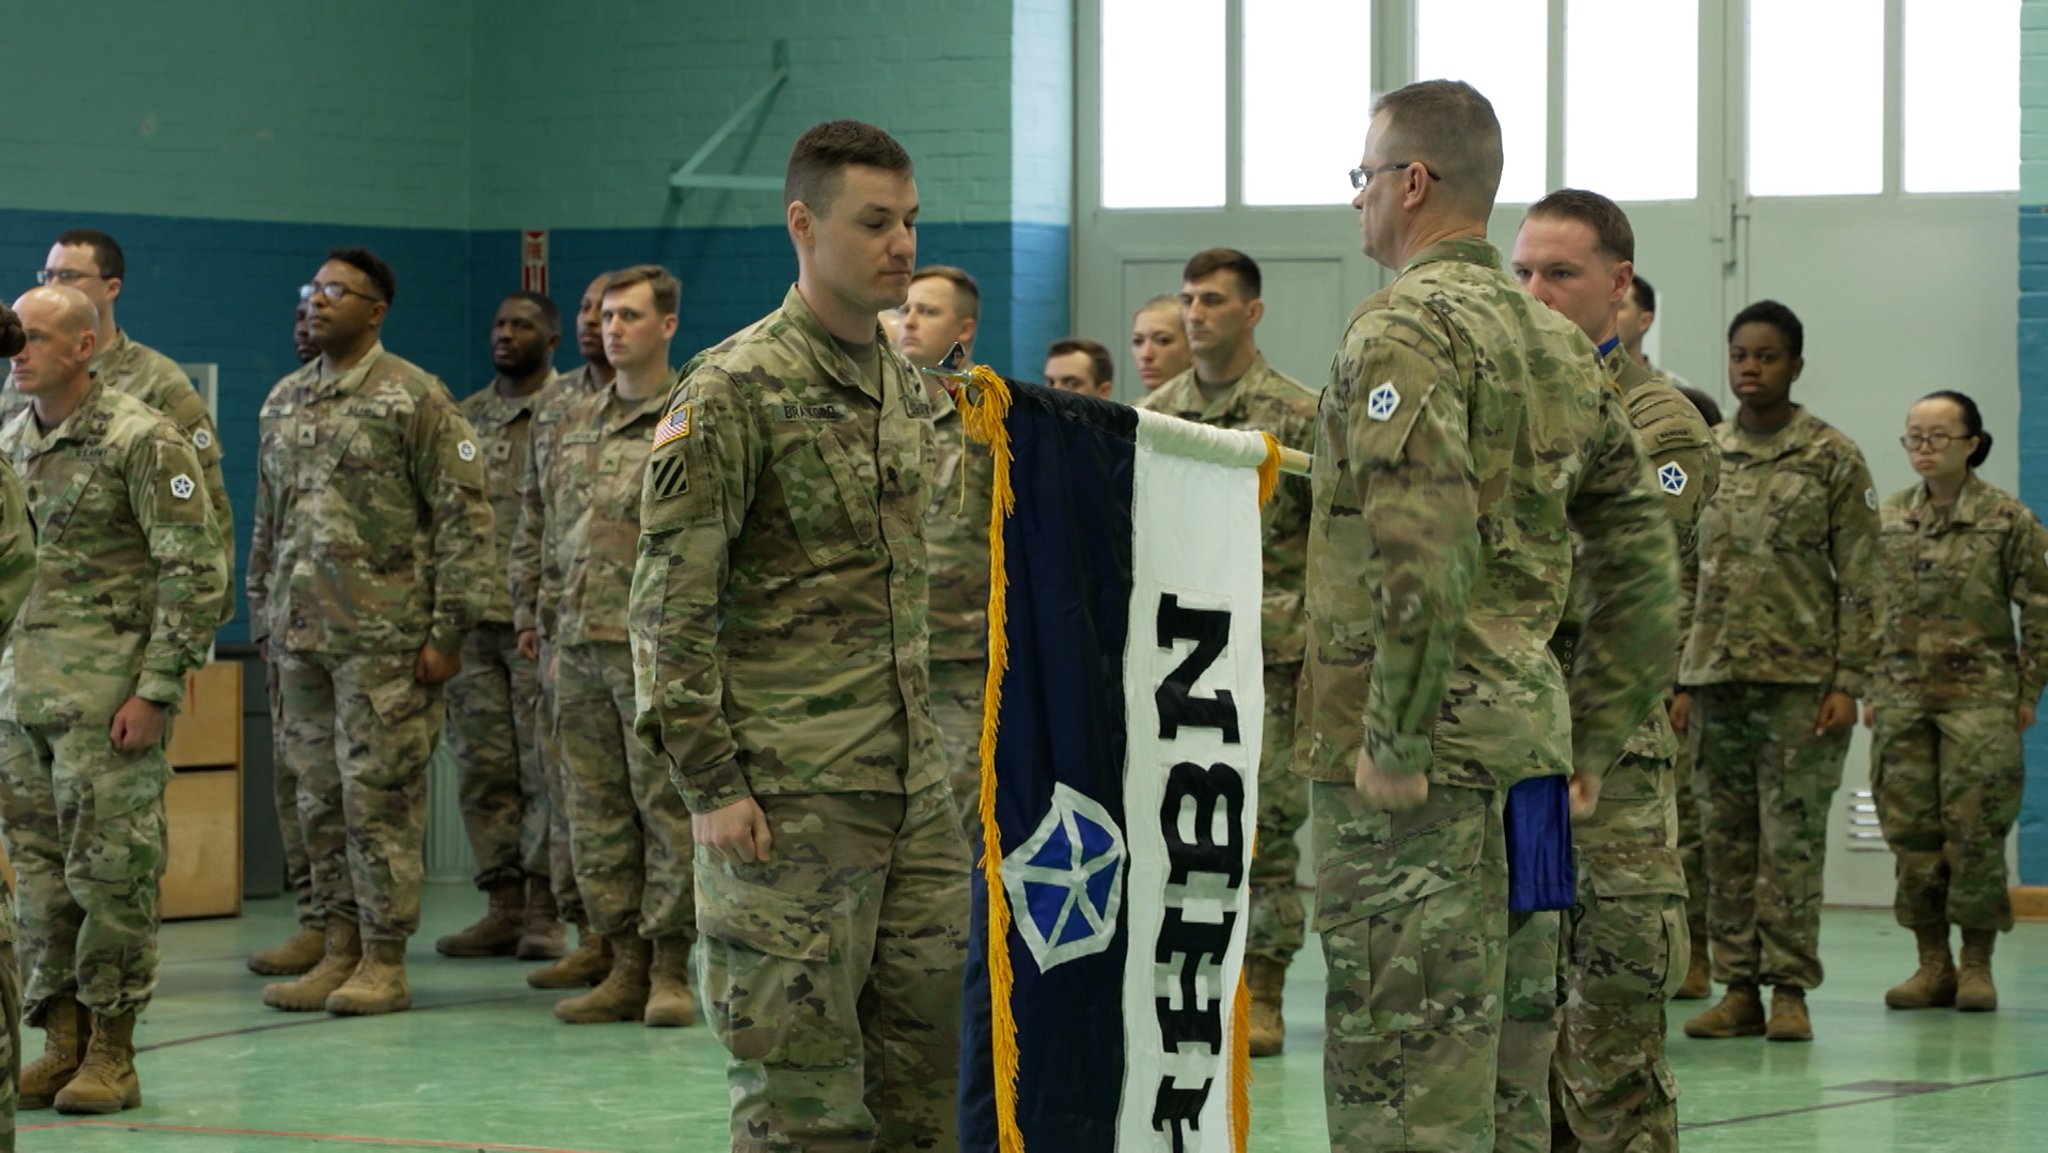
[
  {"xmin": 1299, "ymin": 82, "xmax": 1677, "ymax": 1152},
  {"xmin": 0, "ymin": 286, "xmax": 226, "ymax": 1116},
  {"xmin": 248, "ymin": 247, "xmax": 494, "ymax": 1018},
  {"xmin": 1513, "ymin": 190, "xmax": 1718, "ymax": 1153},
  {"xmin": 30, "ymin": 230, "xmax": 234, "ymax": 627}
]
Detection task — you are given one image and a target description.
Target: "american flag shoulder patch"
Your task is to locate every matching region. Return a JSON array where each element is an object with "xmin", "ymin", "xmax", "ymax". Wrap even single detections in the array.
[{"xmin": 654, "ymin": 404, "xmax": 693, "ymax": 448}]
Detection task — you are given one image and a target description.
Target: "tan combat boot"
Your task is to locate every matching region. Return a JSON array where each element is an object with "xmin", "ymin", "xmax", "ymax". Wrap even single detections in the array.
[
  {"xmin": 1885, "ymin": 924, "xmax": 1957, "ymax": 1009},
  {"xmin": 527, "ymin": 922, "xmax": 611, "ymax": 989},
  {"xmin": 516, "ymin": 878, "xmax": 567, "ymax": 961},
  {"xmin": 247, "ymin": 924, "xmax": 327, "ymax": 976},
  {"xmin": 1674, "ymin": 942, "xmax": 1712, "ymax": 1001},
  {"xmin": 19, "ymin": 993, "xmax": 91, "ymax": 1110},
  {"xmin": 644, "ymin": 937, "xmax": 697, "ymax": 1028},
  {"xmin": 52, "ymin": 1011, "xmax": 141, "ymax": 1115},
  {"xmin": 262, "ymin": 918, "xmax": 362, "ymax": 1011},
  {"xmin": 1245, "ymin": 957, "xmax": 1287, "ymax": 1057},
  {"xmin": 1956, "ymin": 929, "xmax": 1998, "ymax": 1012},
  {"xmin": 1683, "ymin": 983, "xmax": 1765, "ymax": 1038},
  {"xmin": 326, "ymin": 938, "xmax": 412, "ymax": 1015},
  {"xmin": 1765, "ymin": 986, "xmax": 1813, "ymax": 1041},
  {"xmin": 554, "ymin": 934, "xmax": 651, "ymax": 1023},
  {"xmin": 435, "ymin": 879, "xmax": 526, "ymax": 957}
]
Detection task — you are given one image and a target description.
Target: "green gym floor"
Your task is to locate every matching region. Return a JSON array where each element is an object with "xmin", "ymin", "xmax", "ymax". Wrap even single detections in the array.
[{"xmin": 19, "ymin": 888, "xmax": 2046, "ymax": 1151}]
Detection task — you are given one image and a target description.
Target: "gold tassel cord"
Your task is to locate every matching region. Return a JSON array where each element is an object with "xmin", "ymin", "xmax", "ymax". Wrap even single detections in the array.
[
  {"xmin": 1232, "ymin": 970, "xmax": 1252, "ymax": 1153},
  {"xmin": 958, "ymin": 365, "xmax": 1024, "ymax": 1153},
  {"xmin": 1256, "ymin": 432, "xmax": 1283, "ymax": 508}
]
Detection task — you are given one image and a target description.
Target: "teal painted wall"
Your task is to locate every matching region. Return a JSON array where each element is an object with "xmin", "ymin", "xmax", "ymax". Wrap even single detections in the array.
[{"xmin": 2017, "ymin": 0, "xmax": 2048, "ymax": 881}]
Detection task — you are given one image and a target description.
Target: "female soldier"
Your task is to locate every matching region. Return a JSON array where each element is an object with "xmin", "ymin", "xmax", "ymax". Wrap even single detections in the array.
[
  {"xmin": 1129, "ymin": 294, "xmax": 1191, "ymax": 392},
  {"xmin": 1677, "ymin": 300, "xmax": 1881, "ymax": 1042},
  {"xmin": 1867, "ymin": 391, "xmax": 2048, "ymax": 1013}
]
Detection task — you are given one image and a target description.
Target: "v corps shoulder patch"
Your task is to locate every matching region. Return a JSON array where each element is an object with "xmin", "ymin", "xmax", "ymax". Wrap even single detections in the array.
[{"xmin": 654, "ymin": 404, "xmax": 693, "ymax": 449}]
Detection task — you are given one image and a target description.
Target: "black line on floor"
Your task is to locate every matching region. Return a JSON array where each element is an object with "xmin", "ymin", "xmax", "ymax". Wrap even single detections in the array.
[
  {"xmin": 136, "ymin": 991, "xmax": 548, "ymax": 1053},
  {"xmin": 1678, "ymin": 1068, "xmax": 2048, "ymax": 1129}
]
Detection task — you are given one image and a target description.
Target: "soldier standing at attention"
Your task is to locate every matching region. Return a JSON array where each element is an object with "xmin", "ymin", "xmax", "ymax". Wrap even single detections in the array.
[
  {"xmin": 1044, "ymin": 337, "xmax": 1115, "ymax": 399},
  {"xmin": 631, "ymin": 119, "xmax": 967, "ymax": 1151},
  {"xmin": 514, "ymin": 265, "xmax": 695, "ymax": 1027},
  {"xmin": 1867, "ymin": 391, "xmax": 2048, "ymax": 1013},
  {"xmin": 1138, "ymin": 247, "xmax": 1318, "ymax": 1059},
  {"xmin": 896, "ymin": 264, "xmax": 994, "ymax": 840},
  {"xmin": 247, "ymin": 247, "xmax": 494, "ymax": 1017},
  {"xmin": 437, "ymin": 292, "xmax": 566, "ymax": 963},
  {"xmin": 1298, "ymin": 81, "xmax": 1677, "ymax": 1153},
  {"xmin": 0, "ymin": 286, "xmax": 226, "ymax": 1115},
  {"xmin": 0, "ymin": 297, "xmax": 42, "ymax": 1144},
  {"xmin": 1129, "ymin": 293, "xmax": 1191, "ymax": 394},
  {"xmin": 32, "ymin": 231, "xmax": 234, "ymax": 624},
  {"xmin": 1679, "ymin": 299, "xmax": 1880, "ymax": 1043},
  {"xmin": 1512, "ymin": 189, "xmax": 1718, "ymax": 1153},
  {"xmin": 515, "ymin": 271, "xmax": 617, "ymax": 990}
]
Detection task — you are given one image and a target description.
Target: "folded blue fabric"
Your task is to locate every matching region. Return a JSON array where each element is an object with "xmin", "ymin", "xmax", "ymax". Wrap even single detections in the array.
[{"xmin": 1504, "ymin": 774, "xmax": 1575, "ymax": 912}]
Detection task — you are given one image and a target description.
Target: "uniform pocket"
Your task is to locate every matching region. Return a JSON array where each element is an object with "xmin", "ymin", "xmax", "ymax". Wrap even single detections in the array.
[
  {"xmin": 770, "ymin": 431, "xmax": 876, "ymax": 568},
  {"xmin": 694, "ymin": 863, "xmax": 855, "ymax": 1069},
  {"xmin": 365, "ymin": 672, "xmax": 438, "ymax": 727},
  {"xmin": 1574, "ymin": 855, "xmax": 1688, "ymax": 1006}
]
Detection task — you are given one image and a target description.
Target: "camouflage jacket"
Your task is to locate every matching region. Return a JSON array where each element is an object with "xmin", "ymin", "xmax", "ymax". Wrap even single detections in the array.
[
  {"xmin": 506, "ymin": 363, "xmax": 610, "ymax": 636},
  {"xmin": 630, "ymin": 285, "xmax": 942, "ymax": 813},
  {"xmin": 1297, "ymin": 237, "xmax": 1678, "ymax": 790},
  {"xmin": 0, "ymin": 382, "xmax": 226, "ymax": 725},
  {"xmin": 1680, "ymin": 406, "xmax": 1880, "ymax": 695},
  {"xmin": 1139, "ymin": 353, "xmax": 1319, "ymax": 666},
  {"xmin": 247, "ymin": 343, "xmax": 494, "ymax": 656},
  {"xmin": 515, "ymin": 382, "xmax": 665, "ymax": 648},
  {"xmin": 0, "ymin": 459, "xmax": 37, "ymax": 649},
  {"xmin": 1871, "ymin": 474, "xmax": 2048, "ymax": 709},
  {"xmin": 460, "ymin": 375, "xmax": 552, "ymax": 625},
  {"xmin": 925, "ymin": 391, "xmax": 993, "ymax": 664}
]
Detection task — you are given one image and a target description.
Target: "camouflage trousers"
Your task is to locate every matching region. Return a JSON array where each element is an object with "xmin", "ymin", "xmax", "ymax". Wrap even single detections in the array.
[
  {"xmin": 0, "ymin": 721, "xmax": 168, "ymax": 1020},
  {"xmin": 1689, "ymin": 682, "xmax": 1848, "ymax": 989},
  {"xmin": 0, "ymin": 899, "xmax": 16, "ymax": 1152},
  {"xmin": 930, "ymin": 656, "xmax": 986, "ymax": 845},
  {"xmin": 695, "ymin": 784, "xmax": 968, "ymax": 1153},
  {"xmin": 1551, "ymin": 754, "xmax": 1688, "ymax": 1153},
  {"xmin": 1494, "ymin": 907, "xmax": 1562, "ymax": 1153},
  {"xmin": 443, "ymin": 622, "xmax": 548, "ymax": 890},
  {"xmin": 1313, "ymin": 779, "xmax": 1507, "ymax": 1153},
  {"xmin": 1251, "ymin": 661, "xmax": 1307, "ymax": 968},
  {"xmin": 277, "ymin": 649, "xmax": 442, "ymax": 941},
  {"xmin": 1674, "ymin": 736, "xmax": 1706, "ymax": 959},
  {"xmin": 267, "ymin": 653, "xmax": 320, "ymax": 931},
  {"xmin": 1871, "ymin": 704, "xmax": 2022, "ymax": 932},
  {"xmin": 536, "ymin": 640, "xmax": 585, "ymax": 926},
  {"xmin": 554, "ymin": 642, "xmax": 692, "ymax": 940}
]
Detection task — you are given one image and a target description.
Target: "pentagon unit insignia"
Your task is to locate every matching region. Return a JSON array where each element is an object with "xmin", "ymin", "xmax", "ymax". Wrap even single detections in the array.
[
  {"xmin": 457, "ymin": 440, "xmax": 479, "ymax": 463},
  {"xmin": 1366, "ymin": 381, "xmax": 1401, "ymax": 422},
  {"xmin": 1658, "ymin": 462, "xmax": 1688, "ymax": 495},
  {"xmin": 170, "ymin": 474, "xmax": 196, "ymax": 500}
]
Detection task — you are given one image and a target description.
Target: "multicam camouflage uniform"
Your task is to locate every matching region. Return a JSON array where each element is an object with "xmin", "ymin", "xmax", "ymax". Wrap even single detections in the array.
[
  {"xmin": 631, "ymin": 287, "xmax": 968, "ymax": 1152},
  {"xmin": 1870, "ymin": 475, "xmax": 2048, "ymax": 933},
  {"xmin": 248, "ymin": 343, "xmax": 493, "ymax": 944},
  {"xmin": 1138, "ymin": 354, "xmax": 1317, "ymax": 974},
  {"xmin": 1299, "ymin": 238, "xmax": 1677, "ymax": 1153},
  {"xmin": 515, "ymin": 381, "xmax": 692, "ymax": 945},
  {"xmin": 1680, "ymin": 406, "xmax": 1880, "ymax": 991},
  {"xmin": 1546, "ymin": 346, "xmax": 1719, "ymax": 1153},
  {"xmin": 0, "ymin": 382, "xmax": 226, "ymax": 1026},
  {"xmin": 0, "ymin": 456, "xmax": 41, "ymax": 1142},
  {"xmin": 924, "ymin": 391, "xmax": 994, "ymax": 839},
  {"xmin": 448, "ymin": 377, "xmax": 551, "ymax": 897}
]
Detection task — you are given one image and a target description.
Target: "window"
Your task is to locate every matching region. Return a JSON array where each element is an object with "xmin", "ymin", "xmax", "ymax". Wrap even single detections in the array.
[
  {"xmin": 1902, "ymin": 0, "xmax": 2018, "ymax": 193},
  {"xmin": 1747, "ymin": 0, "xmax": 1883, "ymax": 196},
  {"xmin": 1415, "ymin": 0, "xmax": 1549, "ymax": 204},
  {"xmin": 1563, "ymin": 0, "xmax": 1698, "ymax": 201},
  {"xmin": 1243, "ymin": 0, "xmax": 1374, "ymax": 205},
  {"xmin": 1100, "ymin": 0, "xmax": 1226, "ymax": 208}
]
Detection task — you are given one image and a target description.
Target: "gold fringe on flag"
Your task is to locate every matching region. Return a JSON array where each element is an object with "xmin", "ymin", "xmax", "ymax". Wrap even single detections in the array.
[
  {"xmin": 1256, "ymin": 432, "xmax": 1283, "ymax": 507},
  {"xmin": 957, "ymin": 365, "xmax": 1024, "ymax": 1153},
  {"xmin": 1232, "ymin": 970, "xmax": 1252, "ymax": 1153}
]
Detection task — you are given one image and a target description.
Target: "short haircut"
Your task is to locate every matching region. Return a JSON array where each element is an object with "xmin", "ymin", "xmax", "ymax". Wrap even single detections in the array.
[
  {"xmin": 56, "ymin": 228, "xmax": 126, "ymax": 280},
  {"xmin": 501, "ymin": 290, "xmax": 561, "ymax": 335},
  {"xmin": 604, "ymin": 264, "xmax": 682, "ymax": 317},
  {"xmin": 1525, "ymin": 188, "xmax": 1635, "ymax": 264},
  {"xmin": 328, "ymin": 246, "xmax": 397, "ymax": 305},
  {"xmin": 784, "ymin": 119, "xmax": 914, "ymax": 213},
  {"xmin": 1182, "ymin": 248, "xmax": 1262, "ymax": 298},
  {"xmin": 1048, "ymin": 336, "xmax": 1114, "ymax": 385},
  {"xmin": 1137, "ymin": 293, "xmax": 1184, "ymax": 319},
  {"xmin": 1370, "ymin": 79, "xmax": 1504, "ymax": 212},
  {"xmin": 1631, "ymin": 274, "xmax": 1656, "ymax": 314},
  {"xmin": 911, "ymin": 265, "xmax": 981, "ymax": 321},
  {"xmin": 1728, "ymin": 298, "xmax": 1803, "ymax": 360}
]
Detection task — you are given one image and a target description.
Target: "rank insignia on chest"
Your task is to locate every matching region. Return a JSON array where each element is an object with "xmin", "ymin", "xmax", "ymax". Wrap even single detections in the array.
[
  {"xmin": 298, "ymin": 425, "xmax": 318, "ymax": 447},
  {"xmin": 1658, "ymin": 462, "xmax": 1688, "ymax": 495},
  {"xmin": 1367, "ymin": 381, "xmax": 1401, "ymax": 422},
  {"xmin": 655, "ymin": 404, "xmax": 693, "ymax": 448}
]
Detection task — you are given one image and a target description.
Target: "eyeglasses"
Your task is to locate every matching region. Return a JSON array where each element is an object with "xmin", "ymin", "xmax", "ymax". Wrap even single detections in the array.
[
  {"xmin": 35, "ymin": 269, "xmax": 105, "ymax": 286},
  {"xmin": 300, "ymin": 281, "xmax": 384, "ymax": 305},
  {"xmin": 1900, "ymin": 432, "xmax": 1969, "ymax": 451},
  {"xmin": 1349, "ymin": 162, "xmax": 1444, "ymax": 190}
]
